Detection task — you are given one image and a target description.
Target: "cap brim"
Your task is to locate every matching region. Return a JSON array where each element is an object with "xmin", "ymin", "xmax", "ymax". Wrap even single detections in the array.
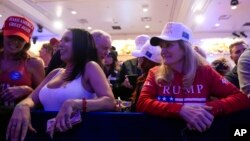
[
  {"xmin": 150, "ymin": 36, "xmax": 180, "ymax": 46},
  {"xmin": 150, "ymin": 37, "xmax": 163, "ymax": 46},
  {"xmin": 3, "ymin": 30, "xmax": 30, "ymax": 43},
  {"xmin": 131, "ymin": 50, "xmax": 143, "ymax": 57}
]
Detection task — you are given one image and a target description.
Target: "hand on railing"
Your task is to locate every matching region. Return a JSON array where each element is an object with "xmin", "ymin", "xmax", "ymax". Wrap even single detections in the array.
[{"xmin": 179, "ymin": 105, "xmax": 214, "ymax": 132}]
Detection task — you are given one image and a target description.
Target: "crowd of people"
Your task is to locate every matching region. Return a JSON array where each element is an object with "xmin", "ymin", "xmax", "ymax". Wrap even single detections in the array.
[{"xmin": 0, "ymin": 15, "xmax": 250, "ymax": 141}]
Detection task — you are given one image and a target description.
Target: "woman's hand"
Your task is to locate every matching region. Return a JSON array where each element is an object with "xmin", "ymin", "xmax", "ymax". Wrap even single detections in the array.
[
  {"xmin": 121, "ymin": 75, "xmax": 133, "ymax": 89},
  {"xmin": 179, "ymin": 105, "xmax": 214, "ymax": 132},
  {"xmin": 6, "ymin": 104, "xmax": 36, "ymax": 141},
  {"xmin": 54, "ymin": 99, "xmax": 80, "ymax": 133},
  {"xmin": 1, "ymin": 86, "xmax": 33, "ymax": 105}
]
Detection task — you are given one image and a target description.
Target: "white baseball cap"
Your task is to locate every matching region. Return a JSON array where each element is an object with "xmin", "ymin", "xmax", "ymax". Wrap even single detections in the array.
[
  {"xmin": 134, "ymin": 34, "xmax": 151, "ymax": 50},
  {"xmin": 132, "ymin": 40, "xmax": 162, "ymax": 63},
  {"xmin": 150, "ymin": 22, "xmax": 192, "ymax": 46}
]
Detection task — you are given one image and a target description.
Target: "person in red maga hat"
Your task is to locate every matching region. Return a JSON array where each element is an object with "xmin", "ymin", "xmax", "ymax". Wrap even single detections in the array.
[
  {"xmin": 0, "ymin": 16, "xmax": 45, "ymax": 107},
  {"xmin": 49, "ymin": 37, "xmax": 60, "ymax": 53}
]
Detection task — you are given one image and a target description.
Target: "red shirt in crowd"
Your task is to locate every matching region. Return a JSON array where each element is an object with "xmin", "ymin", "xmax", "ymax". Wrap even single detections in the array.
[
  {"xmin": 137, "ymin": 65, "xmax": 250, "ymax": 117},
  {"xmin": 0, "ymin": 60, "xmax": 32, "ymax": 89}
]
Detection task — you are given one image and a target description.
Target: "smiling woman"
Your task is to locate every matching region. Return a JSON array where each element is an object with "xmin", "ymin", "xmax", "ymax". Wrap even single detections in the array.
[
  {"xmin": 6, "ymin": 28, "xmax": 116, "ymax": 141},
  {"xmin": 0, "ymin": 16, "xmax": 45, "ymax": 108},
  {"xmin": 136, "ymin": 22, "xmax": 250, "ymax": 133}
]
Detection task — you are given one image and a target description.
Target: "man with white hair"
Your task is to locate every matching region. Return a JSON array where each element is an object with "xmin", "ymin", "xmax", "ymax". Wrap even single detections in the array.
[{"xmin": 91, "ymin": 30, "xmax": 112, "ymax": 60}]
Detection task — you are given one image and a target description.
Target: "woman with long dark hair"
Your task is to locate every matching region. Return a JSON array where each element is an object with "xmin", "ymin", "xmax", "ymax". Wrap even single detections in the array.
[{"xmin": 6, "ymin": 28, "xmax": 115, "ymax": 141}]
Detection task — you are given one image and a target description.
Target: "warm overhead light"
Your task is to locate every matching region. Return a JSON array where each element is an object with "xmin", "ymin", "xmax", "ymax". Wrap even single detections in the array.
[
  {"xmin": 240, "ymin": 32, "xmax": 248, "ymax": 38},
  {"xmin": 192, "ymin": 0, "xmax": 206, "ymax": 13},
  {"xmin": 0, "ymin": 14, "xmax": 2, "ymax": 18},
  {"xmin": 230, "ymin": 0, "xmax": 238, "ymax": 9},
  {"xmin": 232, "ymin": 32, "xmax": 240, "ymax": 38},
  {"xmin": 71, "ymin": 11, "xmax": 77, "ymax": 14},
  {"xmin": 231, "ymin": 5, "xmax": 237, "ymax": 10},
  {"xmin": 215, "ymin": 23, "xmax": 220, "ymax": 27},
  {"xmin": 53, "ymin": 20, "xmax": 63, "ymax": 30},
  {"xmin": 87, "ymin": 27, "xmax": 92, "ymax": 30},
  {"xmin": 56, "ymin": 6, "xmax": 63, "ymax": 17},
  {"xmin": 145, "ymin": 25, "xmax": 150, "ymax": 29},
  {"xmin": 71, "ymin": 11, "xmax": 77, "ymax": 15},
  {"xmin": 143, "ymin": 8, "xmax": 148, "ymax": 12},
  {"xmin": 195, "ymin": 14, "xmax": 204, "ymax": 24}
]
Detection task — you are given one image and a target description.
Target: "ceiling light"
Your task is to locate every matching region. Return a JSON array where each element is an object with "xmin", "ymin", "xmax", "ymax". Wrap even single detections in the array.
[
  {"xmin": 56, "ymin": 6, "xmax": 62, "ymax": 18},
  {"xmin": 143, "ymin": 8, "xmax": 148, "ymax": 12},
  {"xmin": 240, "ymin": 32, "xmax": 248, "ymax": 38},
  {"xmin": 192, "ymin": 2, "xmax": 203, "ymax": 13},
  {"xmin": 232, "ymin": 32, "xmax": 240, "ymax": 38},
  {"xmin": 231, "ymin": 5, "xmax": 237, "ymax": 10},
  {"xmin": 87, "ymin": 27, "xmax": 92, "ymax": 30},
  {"xmin": 145, "ymin": 25, "xmax": 150, "ymax": 29},
  {"xmin": 53, "ymin": 20, "xmax": 63, "ymax": 30},
  {"xmin": 71, "ymin": 11, "xmax": 77, "ymax": 14},
  {"xmin": 230, "ymin": 0, "xmax": 238, "ymax": 9},
  {"xmin": 215, "ymin": 23, "xmax": 220, "ymax": 27},
  {"xmin": 195, "ymin": 14, "xmax": 204, "ymax": 24},
  {"xmin": 0, "ymin": 14, "xmax": 2, "ymax": 18},
  {"xmin": 142, "ymin": 4, "xmax": 149, "ymax": 12}
]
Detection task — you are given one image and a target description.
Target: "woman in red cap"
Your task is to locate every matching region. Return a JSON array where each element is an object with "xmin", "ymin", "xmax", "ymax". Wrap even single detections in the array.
[{"xmin": 0, "ymin": 16, "xmax": 45, "ymax": 107}]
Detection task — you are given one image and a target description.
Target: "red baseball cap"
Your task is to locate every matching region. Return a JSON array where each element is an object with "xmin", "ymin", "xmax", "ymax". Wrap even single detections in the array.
[
  {"xmin": 49, "ymin": 37, "xmax": 60, "ymax": 46},
  {"xmin": 2, "ymin": 16, "xmax": 34, "ymax": 43}
]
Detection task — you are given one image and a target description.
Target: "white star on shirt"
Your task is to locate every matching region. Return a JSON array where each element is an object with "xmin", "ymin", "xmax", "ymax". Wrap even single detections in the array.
[
  {"xmin": 221, "ymin": 78, "xmax": 229, "ymax": 84},
  {"xmin": 162, "ymin": 97, "xmax": 166, "ymax": 101},
  {"xmin": 157, "ymin": 96, "xmax": 161, "ymax": 101},
  {"xmin": 144, "ymin": 81, "xmax": 152, "ymax": 86},
  {"xmin": 170, "ymin": 97, "xmax": 174, "ymax": 101}
]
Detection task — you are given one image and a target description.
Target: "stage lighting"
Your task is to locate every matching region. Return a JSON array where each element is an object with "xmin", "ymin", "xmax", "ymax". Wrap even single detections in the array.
[
  {"xmin": 240, "ymin": 32, "xmax": 248, "ymax": 38},
  {"xmin": 232, "ymin": 32, "xmax": 240, "ymax": 38},
  {"xmin": 37, "ymin": 24, "xmax": 43, "ymax": 33},
  {"xmin": 231, "ymin": 0, "xmax": 239, "ymax": 6},
  {"xmin": 32, "ymin": 36, "xmax": 38, "ymax": 44}
]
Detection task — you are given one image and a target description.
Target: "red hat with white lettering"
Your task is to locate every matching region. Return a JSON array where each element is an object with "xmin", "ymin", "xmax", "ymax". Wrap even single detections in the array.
[{"xmin": 2, "ymin": 16, "xmax": 34, "ymax": 43}]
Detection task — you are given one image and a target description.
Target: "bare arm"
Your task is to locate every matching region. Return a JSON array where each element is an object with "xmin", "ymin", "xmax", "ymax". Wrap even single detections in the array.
[
  {"xmin": 27, "ymin": 57, "xmax": 45, "ymax": 89},
  {"xmin": 1, "ymin": 58, "xmax": 45, "ymax": 104},
  {"xmin": 84, "ymin": 61, "xmax": 116, "ymax": 111},
  {"xmin": 19, "ymin": 68, "xmax": 61, "ymax": 108},
  {"xmin": 67, "ymin": 61, "xmax": 116, "ymax": 112},
  {"xmin": 6, "ymin": 68, "xmax": 61, "ymax": 141},
  {"xmin": 53, "ymin": 62, "xmax": 115, "ymax": 133}
]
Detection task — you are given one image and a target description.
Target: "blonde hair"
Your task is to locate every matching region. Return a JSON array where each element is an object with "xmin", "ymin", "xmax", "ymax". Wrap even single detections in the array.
[
  {"xmin": 155, "ymin": 40, "xmax": 208, "ymax": 88},
  {"xmin": 41, "ymin": 43, "xmax": 54, "ymax": 56}
]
